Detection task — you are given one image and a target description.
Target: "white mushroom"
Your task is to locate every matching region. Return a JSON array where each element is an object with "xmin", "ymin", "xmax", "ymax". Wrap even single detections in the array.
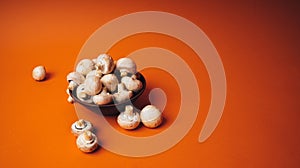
[
  {"xmin": 117, "ymin": 105, "xmax": 140, "ymax": 130},
  {"xmin": 116, "ymin": 58, "xmax": 137, "ymax": 77},
  {"xmin": 113, "ymin": 83, "xmax": 133, "ymax": 103},
  {"xmin": 84, "ymin": 75, "xmax": 102, "ymax": 96},
  {"xmin": 86, "ymin": 70, "xmax": 102, "ymax": 78},
  {"xmin": 76, "ymin": 59, "xmax": 95, "ymax": 76},
  {"xmin": 95, "ymin": 54, "xmax": 115, "ymax": 74},
  {"xmin": 140, "ymin": 105, "xmax": 163, "ymax": 128},
  {"xmin": 93, "ymin": 87, "xmax": 113, "ymax": 105},
  {"xmin": 67, "ymin": 72, "xmax": 85, "ymax": 90},
  {"xmin": 100, "ymin": 74, "xmax": 119, "ymax": 93},
  {"xmin": 32, "ymin": 65, "xmax": 46, "ymax": 81},
  {"xmin": 76, "ymin": 130, "xmax": 98, "ymax": 153},
  {"xmin": 76, "ymin": 84, "xmax": 93, "ymax": 103},
  {"xmin": 71, "ymin": 119, "xmax": 93, "ymax": 136},
  {"xmin": 66, "ymin": 89, "xmax": 74, "ymax": 103},
  {"xmin": 121, "ymin": 75, "xmax": 143, "ymax": 92}
]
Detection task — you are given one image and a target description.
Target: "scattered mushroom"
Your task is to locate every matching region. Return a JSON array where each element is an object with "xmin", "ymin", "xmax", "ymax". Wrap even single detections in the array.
[
  {"xmin": 67, "ymin": 72, "xmax": 85, "ymax": 90},
  {"xmin": 95, "ymin": 54, "xmax": 115, "ymax": 74},
  {"xmin": 71, "ymin": 119, "xmax": 93, "ymax": 136},
  {"xmin": 140, "ymin": 105, "xmax": 163, "ymax": 128},
  {"xmin": 84, "ymin": 75, "xmax": 102, "ymax": 96},
  {"xmin": 113, "ymin": 83, "xmax": 133, "ymax": 103},
  {"xmin": 76, "ymin": 84, "xmax": 93, "ymax": 103},
  {"xmin": 116, "ymin": 58, "xmax": 137, "ymax": 77},
  {"xmin": 117, "ymin": 105, "xmax": 140, "ymax": 130},
  {"xmin": 76, "ymin": 59, "xmax": 95, "ymax": 76},
  {"xmin": 32, "ymin": 65, "xmax": 46, "ymax": 81},
  {"xmin": 100, "ymin": 74, "xmax": 119, "ymax": 93},
  {"xmin": 76, "ymin": 130, "xmax": 98, "ymax": 153},
  {"xmin": 93, "ymin": 87, "xmax": 113, "ymax": 105},
  {"xmin": 121, "ymin": 75, "xmax": 143, "ymax": 92}
]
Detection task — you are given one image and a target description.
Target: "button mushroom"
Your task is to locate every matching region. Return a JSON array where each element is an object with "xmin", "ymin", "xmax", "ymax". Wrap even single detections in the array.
[
  {"xmin": 113, "ymin": 83, "xmax": 133, "ymax": 103},
  {"xmin": 66, "ymin": 89, "xmax": 74, "ymax": 103},
  {"xmin": 117, "ymin": 105, "xmax": 140, "ymax": 130},
  {"xmin": 95, "ymin": 54, "xmax": 115, "ymax": 74},
  {"xmin": 93, "ymin": 87, "xmax": 113, "ymax": 105},
  {"xmin": 32, "ymin": 65, "xmax": 46, "ymax": 81},
  {"xmin": 116, "ymin": 58, "xmax": 137, "ymax": 77},
  {"xmin": 76, "ymin": 84, "xmax": 93, "ymax": 103},
  {"xmin": 71, "ymin": 119, "xmax": 93, "ymax": 136},
  {"xmin": 140, "ymin": 105, "xmax": 163, "ymax": 128},
  {"xmin": 121, "ymin": 75, "xmax": 143, "ymax": 92},
  {"xmin": 76, "ymin": 59, "xmax": 95, "ymax": 76},
  {"xmin": 84, "ymin": 75, "xmax": 102, "ymax": 96},
  {"xmin": 86, "ymin": 70, "xmax": 102, "ymax": 78},
  {"xmin": 67, "ymin": 72, "xmax": 85, "ymax": 91},
  {"xmin": 100, "ymin": 74, "xmax": 119, "ymax": 93},
  {"xmin": 76, "ymin": 130, "xmax": 98, "ymax": 153}
]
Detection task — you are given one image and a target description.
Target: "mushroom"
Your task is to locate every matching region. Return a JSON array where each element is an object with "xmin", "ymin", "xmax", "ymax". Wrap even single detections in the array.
[
  {"xmin": 32, "ymin": 65, "xmax": 46, "ymax": 81},
  {"xmin": 71, "ymin": 119, "xmax": 93, "ymax": 136},
  {"xmin": 113, "ymin": 83, "xmax": 133, "ymax": 103},
  {"xmin": 100, "ymin": 74, "xmax": 119, "ymax": 93},
  {"xmin": 117, "ymin": 105, "xmax": 140, "ymax": 130},
  {"xmin": 76, "ymin": 84, "xmax": 93, "ymax": 103},
  {"xmin": 86, "ymin": 70, "xmax": 102, "ymax": 78},
  {"xmin": 116, "ymin": 58, "xmax": 137, "ymax": 77},
  {"xmin": 140, "ymin": 105, "xmax": 163, "ymax": 128},
  {"xmin": 93, "ymin": 87, "xmax": 113, "ymax": 105},
  {"xmin": 95, "ymin": 54, "xmax": 115, "ymax": 74},
  {"xmin": 76, "ymin": 59, "xmax": 95, "ymax": 76},
  {"xmin": 66, "ymin": 72, "xmax": 85, "ymax": 90},
  {"xmin": 84, "ymin": 75, "xmax": 102, "ymax": 96},
  {"xmin": 66, "ymin": 89, "xmax": 74, "ymax": 103},
  {"xmin": 76, "ymin": 130, "xmax": 98, "ymax": 153},
  {"xmin": 121, "ymin": 75, "xmax": 143, "ymax": 92}
]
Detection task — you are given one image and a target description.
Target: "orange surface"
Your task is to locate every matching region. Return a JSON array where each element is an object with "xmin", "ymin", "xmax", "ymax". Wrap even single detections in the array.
[{"xmin": 0, "ymin": 0, "xmax": 300, "ymax": 167}]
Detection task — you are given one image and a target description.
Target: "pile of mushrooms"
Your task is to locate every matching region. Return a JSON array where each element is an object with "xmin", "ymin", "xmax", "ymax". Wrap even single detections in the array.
[{"xmin": 66, "ymin": 54, "xmax": 143, "ymax": 105}]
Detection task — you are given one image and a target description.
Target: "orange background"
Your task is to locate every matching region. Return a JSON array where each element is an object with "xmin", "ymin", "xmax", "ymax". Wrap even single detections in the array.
[{"xmin": 0, "ymin": 0, "xmax": 299, "ymax": 167}]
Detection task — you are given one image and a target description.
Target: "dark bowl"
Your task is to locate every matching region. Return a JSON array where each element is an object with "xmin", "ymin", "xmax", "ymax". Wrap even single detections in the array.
[{"xmin": 69, "ymin": 72, "xmax": 146, "ymax": 116}]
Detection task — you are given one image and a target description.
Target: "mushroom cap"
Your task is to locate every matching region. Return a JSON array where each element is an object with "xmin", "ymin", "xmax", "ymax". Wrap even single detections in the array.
[
  {"xmin": 76, "ymin": 59, "xmax": 95, "ymax": 76},
  {"xmin": 100, "ymin": 74, "xmax": 119, "ymax": 93},
  {"xmin": 86, "ymin": 70, "xmax": 102, "ymax": 78},
  {"xmin": 84, "ymin": 75, "xmax": 102, "ymax": 96},
  {"xmin": 116, "ymin": 58, "xmax": 137, "ymax": 76},
  {"xmin": 92, "ymin": 88, "xmax": 113, "ymax": 105},
  {"xmin": 67, "ymin": 71, "xmax": 85, "ymax": 84},
  {"xmin": 121, "ymin": 75, "xmax": 143, "ymax": 92},
  {"xmin": 113, "ymin": 83, "xmax": 133, "ymax": 103},
  {"xmin": 71, "ymin": 119, "xmax": 93, "ymax": 136},
  {"xmin": 95, "ymin": 54, "xmax": 115, "ymax": 74},
  {"xmin": 32, "ymin": 65, "xmax": 46, "ymax": 81},
  {"xmin": 117, "ymin": 105, "xmax": 140, "ymax": 130},
  {"xmin": 117, "ymin": 114, "xmax": 140, "ymax": 130},
  {"xmin": 140, "ymin": 105, "xmax": 163, "ymax": 128},
  {"xmin": 76, "ymin": 131, "xmax": 98, "ymax": 153},
  {"xmin": 76, "ymin": 84, "xmax": 93, "ymax": 103}
]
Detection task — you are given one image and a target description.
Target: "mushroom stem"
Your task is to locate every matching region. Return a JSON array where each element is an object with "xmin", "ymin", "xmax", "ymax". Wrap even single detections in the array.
[
  {"xmin": 83, "ymin": 131, "xmax": 93, "ymax": 141},
  {"xmin": 120, "ymin": 70, "xmax": 128, "ymax": 77},
  {"xmin": 131, "ymin": 75, "xmax": 137, "ymax": 80},
  {"xmin": 124, "ymin": 105, "xmax": 134, "ymax": 116},
  {"xmin": 76, "ymin": 119, "xmax": 86, "ymax": 128}
]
